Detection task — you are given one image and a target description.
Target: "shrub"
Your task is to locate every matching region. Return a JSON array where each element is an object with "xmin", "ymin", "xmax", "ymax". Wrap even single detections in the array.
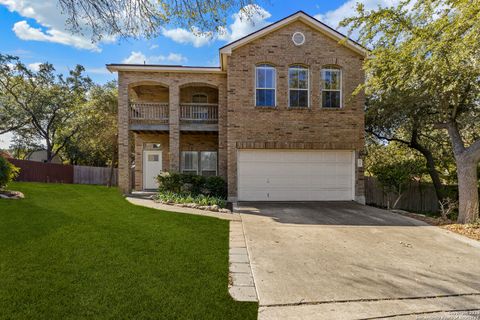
[
  {"xmin": 157, "ymin": 172, "xmax": 227, "ymax": 199},
  {"xmin": 157, "ymin": 172, "xmax": 183, "ymax": 194},
  {"xmin": 204, "ymin": 176, "xmax": 227, "ymax": 199},
  {"xmin": 156, "ymin": 191, "xmax": 226, "ymax": 208},
  {"xmin": 0, "ymin": 156, "xmax": 20, "ymax": 190}
]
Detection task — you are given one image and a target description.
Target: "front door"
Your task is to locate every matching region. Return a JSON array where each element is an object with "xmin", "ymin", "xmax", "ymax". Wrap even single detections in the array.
[{"xmin": 143, "ymin": 150, "xmax": 162, "ymax": 190}]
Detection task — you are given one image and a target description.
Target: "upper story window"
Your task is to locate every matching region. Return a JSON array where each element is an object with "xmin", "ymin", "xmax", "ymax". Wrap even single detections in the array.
[
  {"xmin": 255, "ymin": 64, "xmax": 276, "ymax": 107},
  {"xmin": 289, "ymin": 65, "xmax": 309, "ymax": 108},
  {"xmin": 192, "ymin": 93, "xmax": 208, "ymax": 103},
  {"xmin": 321, "ymin": 68, "xmax": 342, "ymax": 108}
]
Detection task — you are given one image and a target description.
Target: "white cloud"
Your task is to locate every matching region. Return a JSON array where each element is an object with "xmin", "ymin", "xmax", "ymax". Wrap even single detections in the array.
[
  {"xmin": 161, "ymin": 4, "xmax": 272, "ymax": 47},
  {"xmin": 149, "ymin": 44, "xmax": 159, "ymax": 49},
  {"xmin": 218, "ymin": 4, "xmax": 272, "ymax": 42},
  {"xmin": 13, "ymin": 21, "xmax": 101, "ymax": 52},
  {"xmin": 122, "ymin": 51, "xmax": 187, "ymax": 64},
  {"xmin": 27, "ymin": 62, "xmax": 42, "ymax": 71},
  {"xmin": 161, "ymin": 27, "xmax": 213, "ymax": 48},
  {"xmin": 315, "ymin": 0, "xmax": 402, "ymax": 35},
  {"xmin": 123, "ymin": 51, "xmax": 147, "ymax": 64},
  {"xmin": 1, "ymin": 0, "xmax": 115, "ymax": 52}
]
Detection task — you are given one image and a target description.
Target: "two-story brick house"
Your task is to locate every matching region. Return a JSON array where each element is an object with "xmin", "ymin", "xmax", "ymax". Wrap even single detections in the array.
[{"xmin": 108, "ymin": 11, "xmax": 367, "ymax": 203}]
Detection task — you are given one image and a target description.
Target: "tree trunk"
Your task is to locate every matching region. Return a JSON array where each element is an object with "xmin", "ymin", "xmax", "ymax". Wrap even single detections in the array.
[
  {"xmin": 46, "ymin": 140, "xmax": 53, "ymax": 163},
  {"xmin": 392, "ymin": 191, "xmax": 404, "ymax": 209},
  {"xmin": 411, "ymin": 141, "xmax": 445, "ymax": 202},
  {"xmin": 446, "ymin": 121, "xmax": 480, "ymax": 223},
  {"xmin": 456, "ymin": 157, "xmax": 479, "ymax": 223}
]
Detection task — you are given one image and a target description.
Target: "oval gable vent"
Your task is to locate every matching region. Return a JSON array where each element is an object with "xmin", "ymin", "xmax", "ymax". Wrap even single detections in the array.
[{"xmin": 292, "ymin": 32, "xmax": 305, "ymax": 46}]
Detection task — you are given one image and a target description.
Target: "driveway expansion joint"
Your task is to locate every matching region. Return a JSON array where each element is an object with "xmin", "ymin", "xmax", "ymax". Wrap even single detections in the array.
[{"xmin": 258, "ymin": 292, "xmax": 480, "ymax": 308}]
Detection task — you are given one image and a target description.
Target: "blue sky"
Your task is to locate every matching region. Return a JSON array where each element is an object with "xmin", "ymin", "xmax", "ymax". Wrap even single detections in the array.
[{"xmin": 0, "ymin": 0, "xmax": 394, "ymax": 148}]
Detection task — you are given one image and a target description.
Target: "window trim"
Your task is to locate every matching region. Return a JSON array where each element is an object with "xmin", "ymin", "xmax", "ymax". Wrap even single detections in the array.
[
  {"xmin": 254, "ymin": 64, "xmax": 277, "ymax": 107},
  {"xmin": 288, "ymin": 65, "xmax": 310, "ymax": 108},
  {"xmin": 321, "ymin": 68, "xmax": 343, "ymax": 109}
]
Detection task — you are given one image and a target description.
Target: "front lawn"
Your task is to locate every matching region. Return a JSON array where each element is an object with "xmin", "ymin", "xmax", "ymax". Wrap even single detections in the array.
[{"xmin": 0, "ymin": 182, "xmax": 258, "ymax": 319}]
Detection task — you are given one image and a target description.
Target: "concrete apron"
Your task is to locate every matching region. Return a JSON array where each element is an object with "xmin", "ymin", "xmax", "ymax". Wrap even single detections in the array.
[{"xmin": 236, "ymin": 202, "xmax": 480, "ymax": 320}]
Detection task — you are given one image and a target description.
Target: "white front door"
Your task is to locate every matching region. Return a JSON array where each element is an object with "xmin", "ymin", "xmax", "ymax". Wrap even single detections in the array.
[
  {"xmin": 237, "ymin": 150, "xmax": 355, "ymax": 201},
  {"xmin": 143, "ymin": 150, "xmax": 162, "ymax": 190}
]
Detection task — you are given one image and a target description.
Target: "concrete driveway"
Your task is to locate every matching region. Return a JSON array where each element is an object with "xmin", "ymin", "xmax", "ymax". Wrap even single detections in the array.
[{"xmin": 236, "ymin": 202, "xmax": 480, "ymax": 319}]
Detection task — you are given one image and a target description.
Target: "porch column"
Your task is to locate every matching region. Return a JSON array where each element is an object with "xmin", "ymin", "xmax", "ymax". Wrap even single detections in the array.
[
  {"xmin": 169, "ymin": 84, "xmax": 180, "ymax": 171},
  {"xmin": 218, "ymin": 82, "xmax": 228, "ymax": 179},
  {"xmin": 118, "ymin": 73, "xmax": 131, "ymax": 193}
]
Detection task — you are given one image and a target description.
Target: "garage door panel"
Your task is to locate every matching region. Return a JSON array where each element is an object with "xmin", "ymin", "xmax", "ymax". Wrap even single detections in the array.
[
  {"xmin": 309, "ymin": 190, "xmax": 352, "ymax": 201},
  {"xmin": 237, "ymin": 150, "xmax": 354, "ymax": 201},
  {"xmin": 310, "ymin": 177, "xmax": 351, "ymax": 189}
]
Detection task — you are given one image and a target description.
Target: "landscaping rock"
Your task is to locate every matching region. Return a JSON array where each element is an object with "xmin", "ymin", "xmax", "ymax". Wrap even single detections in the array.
[
  {"xmin": 0, "ymin": 190, "xmax": 24, "ymax": 200},
  {"xmin": 219, "ymin": 208, "xmax": 232, "ymax": 214},
  {"xmin": 211, "ymin": 205, "xmax": 220, "ymax": 212}
]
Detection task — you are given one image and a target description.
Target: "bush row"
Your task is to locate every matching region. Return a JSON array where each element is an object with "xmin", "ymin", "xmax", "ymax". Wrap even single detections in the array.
[
  {"xmin": 156, "ymin": 172, "xmax": 227, "ymax": 199},
  {"xmin": 156, "ymin": 191, "xmax": 226, "ymax": 208}
]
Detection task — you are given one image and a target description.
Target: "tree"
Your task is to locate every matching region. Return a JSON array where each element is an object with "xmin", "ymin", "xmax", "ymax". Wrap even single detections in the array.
[
  {"xmin": 341, "ymin": 0, "xmax": 480, "ymax": 223},
  {"xmin": 0, "ymin": 54, "xmax": 92, "ymax": 163},
  {"xmin": 365, "ymin": 89, "xmax": 449, "ymax": 203},
  {"xmin": 0, "ymin": 55, "xmax": 28, "ymax": 135},
  {"xmin": 366, "ymin": 141, "xmax": 426, "ymax": 209},
  {"xmin": 58, "ymin": 0, "xmax": 262, "ymax": 41},
  {"xmin": 62, "ymin": 81, "xmax": 118, "ymax": 185}
]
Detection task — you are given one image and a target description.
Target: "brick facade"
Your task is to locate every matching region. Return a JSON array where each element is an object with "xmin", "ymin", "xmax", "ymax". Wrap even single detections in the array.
[
  {"xmin": 116, "ymin": 71, "xmax": 227, "ymax": 193},
  {"xmin": 225, "ymin": 21, "xmax": 365, "ymax": 202},
  {"xmin": 114, "ymin": 14, "xmax": 365, "ymax": 203}
]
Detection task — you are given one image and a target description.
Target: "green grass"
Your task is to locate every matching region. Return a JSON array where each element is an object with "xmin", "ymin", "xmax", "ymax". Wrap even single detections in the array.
[{"xmin": 0, "ymin": 182, "xmax": 258, "ymax": 319}]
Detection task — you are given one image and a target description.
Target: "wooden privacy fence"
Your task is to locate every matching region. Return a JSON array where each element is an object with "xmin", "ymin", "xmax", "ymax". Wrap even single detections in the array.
[
  {"xmin": 9, "ymin": 159, "xmax": 74, "ymax": 184},
  {"xmin": 73, "ymin": 165, "xmax": 118, "ymax": 186},
  {"xmin": 8, "ymin": 159, "xmax": 117, "ymax": 186},
  {"xmin": 365, "ymin": 176, "xmax": 440, "ymax": 213}
]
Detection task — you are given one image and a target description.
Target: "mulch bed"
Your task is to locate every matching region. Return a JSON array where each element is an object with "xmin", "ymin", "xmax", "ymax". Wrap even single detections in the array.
[{"xmin": 394, "ymin": 210, "xmax": 480, "ymax": 241}]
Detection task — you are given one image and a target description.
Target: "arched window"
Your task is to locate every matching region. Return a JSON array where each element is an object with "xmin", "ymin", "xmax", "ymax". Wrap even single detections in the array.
[
  {"xmin": 192, "ymin": 93, "xmax": 208, "ymax": 103},
  {"xmin": 255, "ymin": 64, "xmax": 276, "ymax": 107},
  {"xmin": 321, "ymin": 67, "xmax": 342, "ymax": 108},
  {"xmin": 288, "ymin": 65, "xmax": 309, "ymax": 108}
]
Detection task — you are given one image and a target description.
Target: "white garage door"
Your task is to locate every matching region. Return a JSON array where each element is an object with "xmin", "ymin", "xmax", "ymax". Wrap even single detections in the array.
[{"xmin": 237, "ymin": 150, "xmax": 354, "ymax": 201}]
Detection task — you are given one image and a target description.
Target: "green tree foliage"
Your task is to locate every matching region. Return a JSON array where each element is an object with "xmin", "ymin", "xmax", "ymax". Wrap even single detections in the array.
[
  {"xmin": 0, "ymin": 54, "xmax": 92, "ymax": 163},
  {"xmin": 58, "ymin": 0, "xmax": 262, "ymax": 41},
  {"xmin": 341, "ymin": 0, "xmax": 480, "ymax": 223},
  {"xmin": 367, "ymin": 142, "xmax": 426, "ymax": 209},
  {"xmin": 0, "ymin": 156, "xmax": 19, "ymax": 190},
  {"xmin": 62, "ymin": 81, "xmax": 118, "ymax": 168}
]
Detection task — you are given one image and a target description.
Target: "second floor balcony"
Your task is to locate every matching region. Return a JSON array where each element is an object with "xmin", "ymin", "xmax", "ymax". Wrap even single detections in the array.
[
  {"xmin": 180, "ymin": 103, "xmax": 219, "ymax": 123},
  {"xmin": 129, "ymin": 102, "xmax": 169, "ymax": 123},
  {"xmin": 128, "ymin": 83, "xmax": 219, "ymax": 132}
]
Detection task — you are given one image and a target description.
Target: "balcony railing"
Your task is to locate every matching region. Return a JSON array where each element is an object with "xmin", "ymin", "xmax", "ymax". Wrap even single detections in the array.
[
  {"xmin": 180, "ymin": 103, "xmax": 218, "ymax": 123},
  {"xmin": 129, "ymin": 102, "xmax": 169, "ymax": 123}
]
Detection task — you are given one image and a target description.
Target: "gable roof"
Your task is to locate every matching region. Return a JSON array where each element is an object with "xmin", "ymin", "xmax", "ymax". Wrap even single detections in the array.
[
  {"xmin": 106, "ymin": 11, "xmax": 367, "ymax": 74},
  {"xmin": 219, "ymin": 11, "xmax": 367, "ymax": 69}
]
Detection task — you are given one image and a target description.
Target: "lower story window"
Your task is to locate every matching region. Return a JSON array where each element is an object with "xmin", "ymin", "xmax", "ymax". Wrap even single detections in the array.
[
  {"xmin": 200, "ymin": 151, "xmax": 217, "ymax": 176},
  {"xmin": 181, "ymin": 151, "xmax": 199, "ymax": 174},
  {"xmin": 181, "ymin": 151, "xmax": 217, "ymax": 176}
]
